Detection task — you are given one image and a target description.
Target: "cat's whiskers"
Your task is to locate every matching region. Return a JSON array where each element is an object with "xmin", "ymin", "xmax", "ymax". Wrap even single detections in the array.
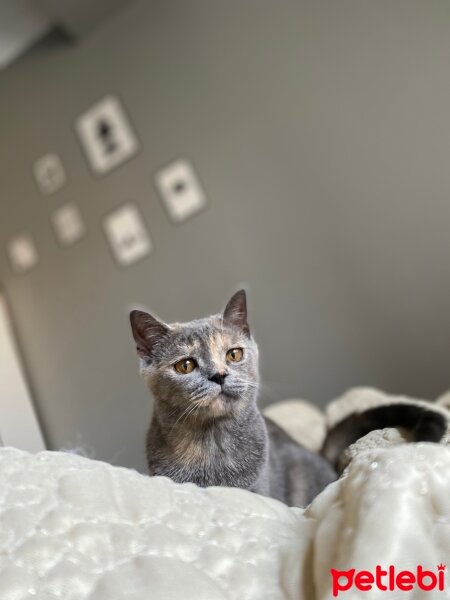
[
  {"xmin": 165, "ymin": 404, "xmax": 185, "ymax": 419},
  {"xmin": 189, "ymin": 390, "xmax": 210, "ymax": 404},
  {"xmin": 181, "ymin": 402, "xmax": 202, "ymax": 426},
  {"xmin": 235, "ymin": 377, "xmax": 259, "ymax": 389},
  {"xmin": 169, "ymin": 401, "xmax": 200, "ymax": 433}
]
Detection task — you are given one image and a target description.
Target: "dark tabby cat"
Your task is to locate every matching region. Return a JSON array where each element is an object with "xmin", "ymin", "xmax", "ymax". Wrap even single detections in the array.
[
  {"xmin": 130, "ymin": 290, "xmax": 336, "ymax": 507},
  {"xmin": 322, "ymin": 402, "xmax": 447, "ymax": 473}
]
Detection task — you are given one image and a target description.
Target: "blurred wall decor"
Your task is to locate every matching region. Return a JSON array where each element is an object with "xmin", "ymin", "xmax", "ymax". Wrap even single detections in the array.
[
  {"xmin": 51, "ymin": 203, "xmax": 86, "ymax": 247},
  {"xmin": 1, "ymin": 0, "xmax": 450, "ymax": 472},
  {"xmin": 155, "ymin": 158, "xmax": 208, "ymax": 224},
  {"xmin": 33, "ymin": 153, "xmax": 67, "ymax": 196},
  {"xmin": 75, "ymin": 95, "xmax": 140, "ymax": 176},
  {"xmin": 7, "ymin": 234, "xmax": 39, "ymax": 274},
  {"xmin": 103, "ymin": 203, "xmax": 152, "ymax": 267}
]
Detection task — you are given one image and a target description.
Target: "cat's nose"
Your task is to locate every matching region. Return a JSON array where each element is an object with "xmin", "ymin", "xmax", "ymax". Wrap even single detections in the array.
[{"xmin": 209, "ymin": 372, "xmax": 228, "ymax": 386}]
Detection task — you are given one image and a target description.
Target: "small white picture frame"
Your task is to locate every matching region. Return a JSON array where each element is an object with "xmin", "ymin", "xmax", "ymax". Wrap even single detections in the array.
[
  {"xmin": 33, "ymin": 152, "xmax": 67, "ymax": 196},
  {"xmin": 52, "ymin": 203, "xmax": 86, "ymax": 247},
  {"xmin": 103, "ymin": 203, "xmax": 152, "ymax": 267},
  {"xmin": 75, "ymin": 95, "xmax": 140, "ymax": 176},
  {"xmin": 155, "ymin": 158, "xmax": 208, "ymax": 224},
  {"xmin": 7, "ymin": 234, "xmax": 38, "ymax": 274}
]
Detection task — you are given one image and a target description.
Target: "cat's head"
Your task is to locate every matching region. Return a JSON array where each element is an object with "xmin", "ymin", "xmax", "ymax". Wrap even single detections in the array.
[{"xmin": 129, "ymin": 290, "xmax": 259, "ymax": 421}]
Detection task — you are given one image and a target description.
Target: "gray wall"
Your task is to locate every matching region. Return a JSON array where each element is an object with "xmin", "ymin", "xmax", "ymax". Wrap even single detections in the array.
[{"xmin": 1, "ymin": 0, "xmax": 450, "ymax": 472}]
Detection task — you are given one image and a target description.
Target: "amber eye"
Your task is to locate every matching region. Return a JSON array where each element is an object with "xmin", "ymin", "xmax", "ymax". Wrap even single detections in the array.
[
  {"xmin": 174, "ymin": 358, "xmax": 197, "ymax": 374},
  {"xmin": 226, "ymin": 348, "xmax": 243, "ymax": 363}
]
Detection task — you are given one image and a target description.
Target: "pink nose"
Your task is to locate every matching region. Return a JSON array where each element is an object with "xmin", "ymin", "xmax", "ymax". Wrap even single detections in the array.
[{"xmin": 209, "ymin": 372, "xmax": 228, "ymax": 386}]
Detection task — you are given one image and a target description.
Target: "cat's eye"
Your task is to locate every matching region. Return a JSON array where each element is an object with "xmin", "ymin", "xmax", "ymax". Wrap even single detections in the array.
[
  {"xmin": 174, "ymin": 358, "xmax": 197, "ymax": 374},
  {"xmin": 226, "ymin": 348, "xmax": 243, "ymax": 363}
]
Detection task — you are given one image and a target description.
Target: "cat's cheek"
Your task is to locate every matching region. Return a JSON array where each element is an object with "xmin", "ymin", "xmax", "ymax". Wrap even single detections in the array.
[
  {"xmin": 143, "ymin": 373, "xmax": 155, "ymax": 390},
  {"xmin": 140, "ymin": 365, "xmax": 160, "ymax": 390},
  {"xmin": 139, "ymin": 363, "xmax": 152, "ymax": 380}
]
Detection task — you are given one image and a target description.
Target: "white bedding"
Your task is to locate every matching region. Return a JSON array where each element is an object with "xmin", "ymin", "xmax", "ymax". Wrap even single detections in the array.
[{"xmin": 1, "ymin": 440, "xmax": 450, "ymax": 599}]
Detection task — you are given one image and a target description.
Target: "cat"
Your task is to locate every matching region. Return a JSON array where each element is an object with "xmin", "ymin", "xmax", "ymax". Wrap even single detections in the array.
[
  {"xmin": 130, "ymin": 290, "xmax": 337, "ymax": 507},
  {"xmin": 321, "ymin": 402, "xmax": 448, "ymax": 473}
]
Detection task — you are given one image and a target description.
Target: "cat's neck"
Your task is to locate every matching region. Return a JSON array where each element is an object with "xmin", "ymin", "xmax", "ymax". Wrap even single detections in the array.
[{"xmin": 146, "ymin": 399, "xmax": 269, "ymax": 490}]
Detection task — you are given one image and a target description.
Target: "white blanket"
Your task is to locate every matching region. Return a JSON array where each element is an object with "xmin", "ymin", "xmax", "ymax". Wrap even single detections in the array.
[{"xmin": 1, "ymin": 441, "xmax": 450, "ymax": 599}]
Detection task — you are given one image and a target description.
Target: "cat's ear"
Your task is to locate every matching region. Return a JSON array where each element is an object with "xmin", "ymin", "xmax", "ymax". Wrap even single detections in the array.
[
  {"xmin": 129, "ymin": 310, "xmax": 169, "ymax": 361},
  {"xmin": 223, "ymin": 289, "xmax": 250, "ymax": 337}
]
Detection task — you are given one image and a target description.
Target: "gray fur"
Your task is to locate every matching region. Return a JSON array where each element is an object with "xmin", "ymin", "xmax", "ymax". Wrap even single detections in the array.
[{"xmin": 130, "ymin": 290, "xmax": 336, "ymax": 507}]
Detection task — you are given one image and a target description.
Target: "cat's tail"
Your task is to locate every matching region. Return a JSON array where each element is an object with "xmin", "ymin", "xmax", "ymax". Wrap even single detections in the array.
[{"xmin": 321, "ymin": 403, "xmax": 448, "ymax": 471}]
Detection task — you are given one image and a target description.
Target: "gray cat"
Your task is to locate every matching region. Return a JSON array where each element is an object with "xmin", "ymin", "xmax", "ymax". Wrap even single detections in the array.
[{"xmin": 130, "ymin": 290, "xmax": 336, "ymax": 507}]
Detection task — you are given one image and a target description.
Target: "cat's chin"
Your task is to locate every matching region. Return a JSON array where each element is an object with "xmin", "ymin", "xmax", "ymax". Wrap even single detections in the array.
[{"xmin": 202, "ymin": 393, "xmax": 237, "ymax": 418}]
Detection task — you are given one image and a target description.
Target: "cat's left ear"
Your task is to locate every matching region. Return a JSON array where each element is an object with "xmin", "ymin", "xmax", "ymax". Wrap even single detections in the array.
[
  {"xmin": 223, "ymin": 289, "xmax": 250, "ymax": 337},
  {"xmin": 130, "ymin": 310, "xmax": 169, "ymax": 361}
]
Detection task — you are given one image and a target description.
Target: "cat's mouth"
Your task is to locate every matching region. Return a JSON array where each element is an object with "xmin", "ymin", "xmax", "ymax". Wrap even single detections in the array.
[
  {"xmin": 196, "ymin": 392, "xmax": 238, "ymax": 419},
  {"xmin": 189, "ymin": 390, "xmax": 240, "ymax": 422}
]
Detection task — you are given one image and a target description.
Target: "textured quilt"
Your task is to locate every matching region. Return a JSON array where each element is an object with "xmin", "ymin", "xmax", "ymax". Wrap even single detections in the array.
[{"xmin": 1, "ymin": 439, "xmax": 450, "ymax": 599}]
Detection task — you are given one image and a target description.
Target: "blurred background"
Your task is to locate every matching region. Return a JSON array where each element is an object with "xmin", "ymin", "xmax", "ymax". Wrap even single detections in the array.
[{"xmin": 1, "ymin": 0, "xmax": 450, "ymax": 473}]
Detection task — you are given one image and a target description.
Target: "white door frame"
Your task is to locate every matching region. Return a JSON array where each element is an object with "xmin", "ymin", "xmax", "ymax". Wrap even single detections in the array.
[{"xmin": 0, "ymin": 289, "xmax": 46, "ymax": 452}]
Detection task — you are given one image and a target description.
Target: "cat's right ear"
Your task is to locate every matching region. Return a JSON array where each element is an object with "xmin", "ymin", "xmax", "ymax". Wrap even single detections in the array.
[
  {"xmin": 129, "ymin": 310, "xmax": 169, "ymax": 361},
  {"xmin": 223, "ymin": 289, "xmax": 250, "ymax": 337}
]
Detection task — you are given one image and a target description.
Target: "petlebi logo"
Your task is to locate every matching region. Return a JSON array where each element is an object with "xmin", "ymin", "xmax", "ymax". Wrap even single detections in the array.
[{"xmin": 331, "ymin": 564, "xmax": 446, "ymax": 597}]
